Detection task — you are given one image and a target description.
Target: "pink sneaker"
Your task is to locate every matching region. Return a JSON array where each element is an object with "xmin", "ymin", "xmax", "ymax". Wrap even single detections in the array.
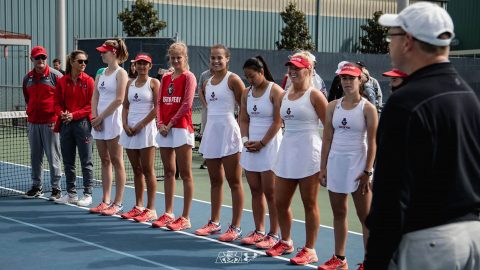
[
  {"xmin": 167, "ymin": 216, "xmax": 192, "ymax": 231},
  {"xmin": 151, "ymin": 213, "xmax": 175, "ymax": 228},
  {"xmin": 318, "ymin": 255, "xmax": 348, "ymax": 270},
  {"xmin": 194, "ymin": 220, "xmax": 222, "ymax": 236},
  {"xmin": 255, "ymin": 233, "xmax": 279, "ymax": 249},
  {"xmin": 218, "ymin": 225, "xmax": 242, "ymax": 242},
  {"xmin": 290, "ymin": 247, "xmax": 318, "ymax": 265},
  {"xmin": 266, "ymin": 240, "xmax": 294, "ymax": 257},
  {"xmin": 120, "ymin": 206, "xmax": 143, "ymax": 219},
  {"xmin": 240, "ymin": 230, "xmax": 265, "ymax": 245},
  {"xmin": 101, "ymin": 203, "xmax": 123, "ymax": 216},
  {"xmin": 133, "ymin": 209, "xmax": 158, "ymax": 222},
  {"xmin": 89, "ymin": 202, "xmax": 109, "ymax": 214}
]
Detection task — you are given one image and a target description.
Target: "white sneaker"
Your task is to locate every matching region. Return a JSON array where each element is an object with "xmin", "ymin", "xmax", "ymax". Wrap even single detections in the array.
[
  {"xmin": 77, "ymin": 194, "xmax": 92, "ymax": 207},
  {"xmin": 55, "ymin": 193, "xmax": 78, "ymax": 204}
]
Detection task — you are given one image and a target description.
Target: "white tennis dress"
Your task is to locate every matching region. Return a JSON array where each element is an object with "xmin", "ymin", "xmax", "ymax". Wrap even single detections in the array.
[
  {"xmin": 92, "ymin": 67, "xmax": 123, "ymax": 140},
  {"xmin": 198, "ymin": 72, "xmax": 242, "ymax": 159},
  {"xmin": 119, "ymin": 77, "xmax": 158, "ymax": 149},
  {"xmin": 327, "ymin": 97, "xmax": 368, "ymax": 193},
  {"xmin": 273, "ymin": 88, "xmax": 321, "ymax": 179},
  {"xmin": 240, "ymin": 83, "xmax": 282, "ymax": 172}
]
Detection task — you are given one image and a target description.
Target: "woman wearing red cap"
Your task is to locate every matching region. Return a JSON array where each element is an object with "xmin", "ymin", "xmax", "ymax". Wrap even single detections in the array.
[
  {"xmin": 90, "ymin": 39, "xmax": 129, "ymax": 215},
  {"xmin": 152, "ymin": 42, "xmax": 197, "ymax": 231},
  {"xmin": 266, "ymin": 51, "xmax": 328, "ymax": 266},
  {"xmin": 195, "ymin": 44, "xmax": 246, "ymax": 241},
  {"xmin": 118, "ymin": 53, "xmax": 160, "ymax": 222},
  {"xmin": 382, "ymin": 69, "xmax": 408, "ymax": 92},
  {"xmin": 317, "ymin": 64, "xmax": 378, "ymax": 270}
]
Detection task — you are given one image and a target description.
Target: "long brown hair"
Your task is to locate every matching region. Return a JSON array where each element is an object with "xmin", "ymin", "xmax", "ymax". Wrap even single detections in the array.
[{"xmin": 65, "ymin": 50, "xmax": 87, "ymax": 74}]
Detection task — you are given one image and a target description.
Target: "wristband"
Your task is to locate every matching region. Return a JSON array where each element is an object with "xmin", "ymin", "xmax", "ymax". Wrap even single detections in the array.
[{"xmin": 241, "ymin": 136, "xmax": 249, "ymax": 144}]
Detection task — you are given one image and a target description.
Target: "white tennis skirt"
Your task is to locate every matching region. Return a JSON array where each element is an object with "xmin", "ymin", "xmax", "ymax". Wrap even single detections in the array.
[
  {"xmin": 92, "ymin": 108, "xmax": 122, "ymax": 140},
  {"xmin": 326, "ymin": 150, "xmax": 367, "ymax": 193},
  {"xmin": 119, "ymin": 113, "xmax": 158, "ymax": 149},
  {"xmin": 156, "ymin": 127, "xmax": 195, "ymax": 148},
  {"xmin": 199, "ymin": 114, "xmax": 242, "ymax": 159},
  {"xmin": 273, "ymin": 130, "xmax": 321, "ymax": 179},
  {"xmin": 240, "ymin": 129, "xmax": 282, "ymax": 172}
]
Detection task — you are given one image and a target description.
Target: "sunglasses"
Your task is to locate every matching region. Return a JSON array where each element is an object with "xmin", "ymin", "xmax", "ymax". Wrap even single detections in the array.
[
  {"xmin": 34, "ymin": 55, "xmax": 47, "ymax": 61},
  {"xmin": 76, "ymin": 59, "xmax": 89, "ymax": 65}
]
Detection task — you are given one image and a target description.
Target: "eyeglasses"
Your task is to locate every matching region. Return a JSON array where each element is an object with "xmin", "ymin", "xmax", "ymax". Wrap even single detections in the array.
[
  {"xmin": 386, "ymin": 32, "xmax": 406, "ymax": 42},
  {"xmin": 34, "ymin": 55, "xmax": 47, "ymax": 61},
  {"xmin": 76, "ymin": 59, "xmax": 88, "ymax": 65}
]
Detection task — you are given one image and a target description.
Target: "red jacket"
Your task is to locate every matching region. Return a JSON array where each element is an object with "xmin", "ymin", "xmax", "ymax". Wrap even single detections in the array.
[
  {"xmin": 22, "ymin": 65, "xmax": 63, "ymax": 123},
  {"xmin": 54, "ymin": 72, "xmax": 94, "ymax": 132}
]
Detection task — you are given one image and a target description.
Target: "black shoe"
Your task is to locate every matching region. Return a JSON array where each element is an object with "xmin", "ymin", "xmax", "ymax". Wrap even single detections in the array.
[
  {"xmin": 23, "ymin": 187, "xmax": 44, "ymax": 199},
  {"xmin": 199, "ymin": 164, "xmax": 207, "ymax": 169},
  {"xmin": 49, "ymin": 188, "xmax": 61, "ymax": 201}
]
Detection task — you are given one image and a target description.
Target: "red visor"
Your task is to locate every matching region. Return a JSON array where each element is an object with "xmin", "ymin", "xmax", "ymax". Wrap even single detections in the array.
[
  {"xmin": 96, "ymin": 44, "xmax": 117, "ymax": 53},
  {"xmin": 131, "ymin": 54, "xmax": 152, "ymax": 64},
  {"xmin": 338, "ymin": 65, "xmax": 362, "ymax": 77},
  {"xmin": 285, "ymin": 56, "xmax": 311, "ymax": 69}
]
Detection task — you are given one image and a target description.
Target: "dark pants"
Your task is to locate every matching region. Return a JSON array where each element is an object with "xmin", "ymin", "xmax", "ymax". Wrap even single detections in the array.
[{"xmin": 60, "ymin": 118, "xmax": 93, "ymax": 194}]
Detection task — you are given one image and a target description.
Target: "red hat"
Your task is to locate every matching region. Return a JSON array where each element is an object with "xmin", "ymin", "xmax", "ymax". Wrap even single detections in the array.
[
  {"xmin": 131, "ymin": 54, "xmax": 152, "ymax": 64},
  {"xmin": 31, "ymin": 46, "xmax": 47, "ymax": 58},
  {"xmin": 285, "ymin": 56, "xmax": 311, "ymax": 69},
  {"xmin": 382, "ymin": 69, "xmax": 408, "ymax": 78},
  {"xmin": 96, "ymin": 44, "xmax": 117, "ymax": 53},
  {"xmin": 338, "ymin": 64, "xmax": 362, "ymax": 77}
]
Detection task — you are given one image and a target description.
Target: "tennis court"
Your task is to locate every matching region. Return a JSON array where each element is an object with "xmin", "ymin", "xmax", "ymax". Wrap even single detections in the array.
[{"xmin": 0, "ymin": 112, "xmax": 365, "ymax": 270}]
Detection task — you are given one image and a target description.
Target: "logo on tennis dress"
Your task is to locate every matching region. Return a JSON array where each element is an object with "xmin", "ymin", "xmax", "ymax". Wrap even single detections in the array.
[
  {"xmin": 251, "ymin": 104, "xmax": 259, "ymax": 115},
  {"xmin": 98, "ymin": 81, "xmax": 106, "ymax": 91},
  {"xmin": 284, "ymin": 107, "xmax": 294, "ymax": 120},
  {"xmin": 209, "ymin": 91, "xmax": 218, "ymax": 102},
  {"xmin": 339, "ymin": 117, "xmax": 350, "ymax": 129},
  {"xmin": 132, "ymin": 93, "xmax": 140, "ymax": 102}
]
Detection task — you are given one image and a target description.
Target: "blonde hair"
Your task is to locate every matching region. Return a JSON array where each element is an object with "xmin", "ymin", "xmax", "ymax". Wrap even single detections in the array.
[
  {"xmin": 104, "ymin": 39, "xmax": 129, "ymax": 64},
  {"xmin": 167, "ymin": 41, "xmax": 190, "ymax": 70}
]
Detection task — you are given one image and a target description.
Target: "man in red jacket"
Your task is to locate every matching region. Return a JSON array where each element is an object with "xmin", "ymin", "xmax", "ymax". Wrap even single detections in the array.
[{"xmin": 22, "ymin": 46, "xmax": 63, "ymax": 200}]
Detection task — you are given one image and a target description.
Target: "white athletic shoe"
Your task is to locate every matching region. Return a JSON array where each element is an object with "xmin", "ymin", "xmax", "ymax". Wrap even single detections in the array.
[
  {"xmin": 77, "ymin": 194, "xmax": 92, "ymax": 207},
  {"xmin": 55, "ymin": 193, "xmax": 78, "ymax": 204}
]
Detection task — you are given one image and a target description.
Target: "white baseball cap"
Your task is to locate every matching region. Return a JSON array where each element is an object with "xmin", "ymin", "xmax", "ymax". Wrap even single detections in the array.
[
  {"xmin": 335, "ymin": 61, "xmax": 350, "ymax": 75},
  {"xmin": 379, "ymin": 2, "xmax": 454, "ymax": 47}
]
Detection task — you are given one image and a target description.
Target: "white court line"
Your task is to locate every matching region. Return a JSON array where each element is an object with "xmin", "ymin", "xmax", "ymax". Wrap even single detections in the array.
[
  {"xmin": 0, "ymin": 214, "xmax": 181, "ymax": 270},
  {"xmin": 0, "ymin": 160, "xmax": 363, "ymax": 236},
  {"xmin": 0, "ymin": 185, "xmax": 317, "ymax": 269}
]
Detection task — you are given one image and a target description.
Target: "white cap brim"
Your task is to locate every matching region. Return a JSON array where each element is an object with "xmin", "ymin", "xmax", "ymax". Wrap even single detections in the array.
[{"xmin": 379, "ymin": 14, "xmax": 401, "ymax": 27}]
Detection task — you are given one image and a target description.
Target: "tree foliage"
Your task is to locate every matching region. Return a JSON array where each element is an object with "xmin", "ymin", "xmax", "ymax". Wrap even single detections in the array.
[
  {"xmin": 118, "ymin": 0, "xmax": 167, "ymax": 37},
  {"xmin": 276, "ymin": 2, "xmax": 315, "ymax": 51},
  {"xmin": 358, "ymin": 11, "xmax": 389, "ymax": 54}
]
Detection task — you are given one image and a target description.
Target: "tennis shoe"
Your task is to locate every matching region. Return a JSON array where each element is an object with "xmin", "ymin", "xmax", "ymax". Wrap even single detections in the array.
[
  {"xmin": 318, "ymin": 255, "xmax": 348, "ymax": 270},
  {"xmin": 167, "ymin": 216, "xmax": 192, "ymax": 231},
  {"xmin": 194, "ymin": 220, "xmax": 221, "ymax": 236}
]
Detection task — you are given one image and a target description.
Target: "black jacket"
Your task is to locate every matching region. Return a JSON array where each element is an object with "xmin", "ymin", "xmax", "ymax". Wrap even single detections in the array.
[{"xmin": 364, "ymin": 62, "xmax": 480, "ymax": 269}]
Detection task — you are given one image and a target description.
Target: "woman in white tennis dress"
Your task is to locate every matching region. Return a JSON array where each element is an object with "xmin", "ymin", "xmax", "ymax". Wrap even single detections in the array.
[
  {"xmin": 118, "ymin": 53, "xmax": 160, "ymax": 223},
  {"xmin": 90, "ymin": 39, "xmax": 129, "ymax": 216},
  {"xmin": 238, "ymin": 56, "xmax": 283, "ymax": 249}
]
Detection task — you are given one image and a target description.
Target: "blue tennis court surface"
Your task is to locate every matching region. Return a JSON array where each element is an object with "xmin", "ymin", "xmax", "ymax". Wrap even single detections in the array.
[{"xmin": 0, "ymin": 162, "xmax": 365, "ymax": 270}]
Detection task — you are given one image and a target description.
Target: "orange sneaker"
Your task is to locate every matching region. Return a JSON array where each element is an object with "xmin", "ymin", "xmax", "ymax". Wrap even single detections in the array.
[
  {"xmin": 101, "ymin": 203, "xmax": 123, "ymax": 216},
  {"xmin": 133, "ymin": 209, "xmax": 158, "ymax": 222},
  {"xmin": 121, "ymin": 206, "xmax": 143, "ymax": 219},
  {"xmin": 167, "ymin": 216, "xmax": 192, "ymax": 231},
  {"xmin": 318, "ymin": 255, "xmax": 348, "ymax": 270},
  {"xmin": 290, "ymin": 247, "xmax": 318, "ymax": 265},
  {"xmin": 194, "ymin": 220, "xmax": 222, "ymax": 236},
  {"xmin": 218, "ymin": 225, "xmax": 242, "ymax": 242},
  {"xmin": 266, "ymin": 240, "xmax": 294, "ymax": 257},
  {"xmin": 356, "ymin": 263, "xmax": 364, "ymax": 270},
  {"xmin": 240, "ymin": 230, "xmax": 265, "ymax": 245},
  {"xmin": 151, "ymin": 213, "xmax": 175, "ymax": 228},
  {"xmin": 89, "ymin": 202, "xmax": 110, "ymax": 214},
  {"xmin": 255, "ymin": 233, "xmax": 279, "ymax": 249}
]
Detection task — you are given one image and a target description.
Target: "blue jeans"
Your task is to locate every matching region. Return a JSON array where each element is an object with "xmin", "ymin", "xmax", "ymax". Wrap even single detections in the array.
[{"xmin": 60, "ymin": 118, "xmax": 93, "ymax": 194}]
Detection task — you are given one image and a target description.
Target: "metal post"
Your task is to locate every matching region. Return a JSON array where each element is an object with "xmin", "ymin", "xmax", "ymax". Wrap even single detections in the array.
[
  {"xmin": 56, "ymin": 0, "xmax": 66, "ymax": 69},
  {"xmin": 315, "ymin": 0, "xmax": 320, "ymax": 52},
  {"xmin": 397, "ymin": 0, "xmax": 409, "ymax": 12}
]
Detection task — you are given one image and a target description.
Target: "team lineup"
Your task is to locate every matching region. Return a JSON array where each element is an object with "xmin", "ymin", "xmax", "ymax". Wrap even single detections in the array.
[{"xmin": 19, "ymin": 3, "xmax": 480, "ymax": 270}]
